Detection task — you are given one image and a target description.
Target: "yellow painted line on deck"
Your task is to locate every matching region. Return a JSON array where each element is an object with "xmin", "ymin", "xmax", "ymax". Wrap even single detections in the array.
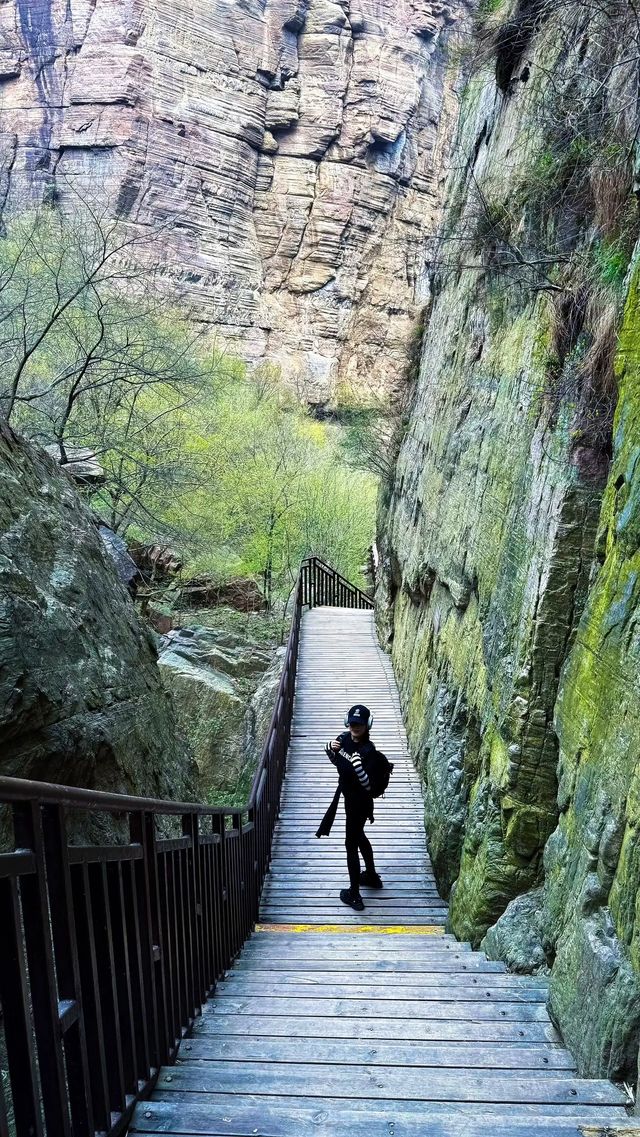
[{"xmin": 255, "ymin": 923, "xmax": 446, "ymax": 935}]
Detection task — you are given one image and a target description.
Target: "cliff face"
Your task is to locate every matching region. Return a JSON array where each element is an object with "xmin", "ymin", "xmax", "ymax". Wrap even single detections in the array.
[
  {"xmin": 540, "ymin": 268, "xmax": 640, "ymax": 1079},
  {"xmin": 0, "ymin": 0, "xmax": 459, "ymax": 402},
  {"xmin": 378, "ymin": 0, "xmax": 640, "ymax": 1080},
  {"xmin": 0, "ymin": 424, "xmax": 193, "ymax": 813}
]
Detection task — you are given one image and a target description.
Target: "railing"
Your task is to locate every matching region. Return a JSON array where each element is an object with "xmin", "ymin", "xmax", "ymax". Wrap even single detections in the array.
[
  {"xmin": 0, "ymin": 556, "xmax": 373, "ymax": 1137},
  {"xmin": 0, "ymin": 564, "xmax": 310, "ymax": 1137},
  {"xmin": 301, "ymin": 555, "xmax": 374, "ymax": 609}
]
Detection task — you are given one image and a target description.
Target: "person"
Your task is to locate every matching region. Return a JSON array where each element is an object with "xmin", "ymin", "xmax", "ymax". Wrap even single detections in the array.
[{"xmin": 317, "ymin": 703, "xmax": 383, "ymax": 912}]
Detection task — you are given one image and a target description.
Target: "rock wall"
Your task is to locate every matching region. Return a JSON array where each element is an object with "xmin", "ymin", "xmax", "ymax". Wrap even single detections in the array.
[
  {"xmin": 158, "ymin": 623, "xmax": 281, "ymax": 803},
  {"xmin": 378, "ymin": 0, "xmax": 640, "ymax": 1081},
  {"xmin": 0, "ymin": 0, "xmax": 460, "ymax": 403},
  {"xmin": 0, "ymin": 423, "xmax": 193, "ymax": 813},
  {"xmin": 539, "ymin": 265, "xmax": 640, "ymax": 1080}
]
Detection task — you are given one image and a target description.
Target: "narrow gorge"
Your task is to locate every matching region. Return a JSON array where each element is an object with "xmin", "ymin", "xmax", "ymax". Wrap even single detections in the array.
[{"xmin": 1, "ymin": 0, "xmax": 640, "ymax": 1118}]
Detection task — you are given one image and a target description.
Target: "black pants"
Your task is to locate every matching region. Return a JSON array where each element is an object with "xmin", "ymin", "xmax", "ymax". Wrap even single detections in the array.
[{"xmin": 345, "ymin": 802, "xmax": 375, "ymax": 892}]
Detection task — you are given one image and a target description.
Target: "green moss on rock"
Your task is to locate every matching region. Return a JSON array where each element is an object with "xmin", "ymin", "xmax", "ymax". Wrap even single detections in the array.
[{"xmin": 541, "ymin": 260, "xmax": 640, "ymax": 1079}]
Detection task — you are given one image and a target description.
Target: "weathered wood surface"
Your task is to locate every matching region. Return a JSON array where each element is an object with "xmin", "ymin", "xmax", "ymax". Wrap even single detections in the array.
[{"xmin": 131, "ymin": 609, "xmax": 638, "ymax": 1136}]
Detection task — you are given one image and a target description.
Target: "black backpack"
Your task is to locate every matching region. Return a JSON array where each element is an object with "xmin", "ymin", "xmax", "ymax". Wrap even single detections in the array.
[{"xmin": 363, "ymin": 749, "xmax": 394, "ymax": 798}]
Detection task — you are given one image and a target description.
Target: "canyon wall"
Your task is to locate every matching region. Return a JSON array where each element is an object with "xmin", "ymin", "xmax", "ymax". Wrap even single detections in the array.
[
  {"xmin": 0, "ymin": 0, "xmax": 459, "ymax": 403},
  {"xmin": 378, "ymin": 0, "xmax": 640, "ymax": 1081}
]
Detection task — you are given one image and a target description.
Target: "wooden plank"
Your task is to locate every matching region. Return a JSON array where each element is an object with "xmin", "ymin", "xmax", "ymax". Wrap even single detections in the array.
[
  {"xmin": 257, "ymin": 915, "xmax": 448, "ymax": 925},
  {"xmin": 241, "ymin": 938, "xmax": 468, "ymax": 951},
  {"xmin": 260, "ymin": 899, "xmax": 448, "ymax": 911},
  {"xmin": 232, "ymin": 957, "xmax": 504, "ymax": 972},
  {"xmin": 265, "ymin": 871, "xmax": 435, "ymax": 881},
  {"xmin": 266, "ymin": 858, "xmax": 433, "ymax": 867},
  {"xmin": 153, "ymin": 1063, "xmax": 626, "ymax": 1105},
  {"xmin": 261, "ymin": 883, "xmax": 441, "ymax": 892},
  {"xmin": 179, "ymin": 1037, "xmax": 576, "ymax": 1070},
  {"xmin": 214, "ymin": 980, "xmax": 547, "ymax": 1002},
  {"xmin": 246, "ymin": 932, "xmax": 462, "ymax": 944},
  {"xmin": 131, "ymin": 1096, "xmax": 639, "ymax": 1136},
  {"xmin": 201, "ymin": 994, "xmax": 551, "ymax": 1020},
  {"xmin": 240, "ymin": 945, "xmax": 469, "ymax": 957},
  {"xmin": 262, "ymin": 883, "xmax": 444, "ymax": 893},
  {"xmin": 224, "ymin": 967, "xmax": 541, "ymax": 987},
  {"xmin": 271, "ymin": 844, "xmax": 429, "ymax": 851},
  {"xmin": 196, "ymin": 1012, "xmax": 560, "ymax": 1043},
  {"xmin": 259, "ymin": 906, "xmax": 449, "ymax": 917}
]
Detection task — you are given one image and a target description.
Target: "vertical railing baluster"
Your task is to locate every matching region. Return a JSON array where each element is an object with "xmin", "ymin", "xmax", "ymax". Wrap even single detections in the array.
[
  {"xmin": 106, "ymin": 860, "xmax": 136, "ymax": 1096},
  {"xmin": 210, "ymin": 819, "xmax": 225, "ymax": 980},
  {"xmin": 129, "ymin": 809, "xmax": 163, "ymax": 1072},
  {"xmin": 212, "ymin": 816, "xmax": 230, "ymax": 972},
  {"xmin": 182, "ymin": 813, "xmax": 202, "ymax": 1017},
  {"xmin": 199, "ymin": 830, "xmax": 214, "ymax": 994},
  {"xmin": 71, "ymin": 863, "xmax": 111, "ymax": 1132},
  {"xmin": 158, "ymin": 848, "xmax": 177, "ymax": 1053},
  {"xmin": 176, "ymin": 843, "xmax": 193, "ymax": 1030},
  {"xmin": 12, "ymin": 801, "xmax": 73, "ymax": 1137},
  {"xmin": 90, "ymin": 861, "xmax": 126, "ymax": 1118},
  {"xmin": 120, "ymin": 856, "xmax": 151, "ymax": 1089},
  {"xmin": 0, "ymin": 876, "xmax": 43, "ymax": 1137}
]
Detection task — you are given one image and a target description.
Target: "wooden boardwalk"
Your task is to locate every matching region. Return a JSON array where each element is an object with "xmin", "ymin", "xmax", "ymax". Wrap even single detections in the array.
[{"xmin": 131, "ymin": 609, "xmax": 638, "ymax": 1137}]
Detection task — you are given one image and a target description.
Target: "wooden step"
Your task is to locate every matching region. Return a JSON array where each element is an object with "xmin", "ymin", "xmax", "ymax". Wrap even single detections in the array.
[
  {"xmin": 134, "ymin": 608, "xmax": 632, "ymax": 1137},
  {"xmin": 132, "ymin": 1096, "xmax": 639, "ymax": 1136}
]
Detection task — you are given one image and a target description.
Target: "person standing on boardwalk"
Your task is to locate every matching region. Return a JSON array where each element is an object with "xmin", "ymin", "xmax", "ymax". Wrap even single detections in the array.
[{"xmin": 316, "ymin": 703, "xmax": 383, "ymax": 912}]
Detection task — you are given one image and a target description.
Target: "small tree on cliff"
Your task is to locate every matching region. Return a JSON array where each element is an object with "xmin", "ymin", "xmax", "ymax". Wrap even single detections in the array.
[
  {"xmin": 0, "ymin": 198, "xmax": 231, "ymax": 536},
  {"xmin": 0, "ymin": 201, "xmax": 216, "ymax": 430}
]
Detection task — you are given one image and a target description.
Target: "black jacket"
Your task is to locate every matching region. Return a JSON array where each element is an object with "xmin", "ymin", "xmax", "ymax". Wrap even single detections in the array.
[
  {"xmin": 316, "ymin": 731, "xmax": 375, "ymax": 838},
  {"xmin": 331, "ymin": 731, "xmax": 376, "ymax": 803}
]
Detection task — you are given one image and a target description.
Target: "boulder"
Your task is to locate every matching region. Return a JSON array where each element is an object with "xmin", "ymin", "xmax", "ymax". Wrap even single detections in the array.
[
  {"xmin": 161, "ymin": 626, "xmax": 272, "ymax": 677},
  {"xmin": 158, "ymin": 621, "xmax": 280, "ymax": 801},
  {"xmin": 159, "ymin": 650, "xmax": 247, "ymax": 796},
  {"xmin": 130, "ymin": 543, "xmax": 183, "ymax": 582},
  {"xmin": 179, "ymin": 576, "xmax": 267, "ymax": 613},
  {"xmin": 245, "ymin": 646, "xmax": 287, "ymax": 768},
  {"xmin": 481, "ymin": 888, "xmax": 549, "ymax": 975},
  {"xmin": 0, "ymin": 423, "xmax": 193, "ymax": 813},
  {"xmin": 98, "ymin": 525, "xmax": 139, "ymax": 591}
]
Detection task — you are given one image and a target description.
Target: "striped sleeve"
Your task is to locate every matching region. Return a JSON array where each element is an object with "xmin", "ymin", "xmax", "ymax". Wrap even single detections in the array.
[{"xmin": 338, "ymin": 748, "xmax": 370, "ymax": 790}]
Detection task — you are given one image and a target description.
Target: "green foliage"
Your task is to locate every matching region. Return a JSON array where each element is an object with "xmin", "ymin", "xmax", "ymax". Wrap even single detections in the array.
[
  {"xmin": 480, "ymin": 0, "xmax": 506, "ymax": 14},
  {"xmin": 0, "ymin": 203, "xmax": 376, "ymax": 605},
  {"xmin": 155, "ymin": 374, "xmax": 377, "ymax": 603},
  {"xmin": 591, "ymin": 239, "xmax": 630, "ymax": 292}
]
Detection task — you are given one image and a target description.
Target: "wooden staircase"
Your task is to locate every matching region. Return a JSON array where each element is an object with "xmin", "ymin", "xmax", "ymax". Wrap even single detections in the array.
[{"xmin": 130, "ymin": 609, "xmax": 639, "ymax": 1137}]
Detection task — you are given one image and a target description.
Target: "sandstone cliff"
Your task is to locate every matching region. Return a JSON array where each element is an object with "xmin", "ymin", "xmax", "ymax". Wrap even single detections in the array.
[
  {"xmin": 0, "ymin": 0, "xmax": 458, "ymax": 403},
  {"xmin": 378, "ymin": 0, "xmax": 640, "ymax": 1082},
  {"xmin": 0, "ymin": 423, "xmax": 193, "ymax": 814}
]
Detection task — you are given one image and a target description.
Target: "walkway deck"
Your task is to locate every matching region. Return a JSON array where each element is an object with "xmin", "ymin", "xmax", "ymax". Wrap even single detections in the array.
[{"xmin": 131, "ymin": 609, "xmax": 638, "ymax": 1137}]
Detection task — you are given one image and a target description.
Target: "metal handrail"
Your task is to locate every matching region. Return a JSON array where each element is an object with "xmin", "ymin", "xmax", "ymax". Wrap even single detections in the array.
[
  {"xmin": 0, "ymin": 557, "xmax": 372, "ymax": 1137},
  {"xmin": 301, "ymin": 555, "xmax": 374, "ymax": 610}
]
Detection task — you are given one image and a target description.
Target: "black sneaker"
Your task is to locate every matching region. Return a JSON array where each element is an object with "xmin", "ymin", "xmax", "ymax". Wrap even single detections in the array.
[
  {"xmin": 340, "ymin": 889, "xmax": 365, "ymax": 912},
  {"xmin": 360, "ymin": 870, "xmax": 383, "ymax": 889}
]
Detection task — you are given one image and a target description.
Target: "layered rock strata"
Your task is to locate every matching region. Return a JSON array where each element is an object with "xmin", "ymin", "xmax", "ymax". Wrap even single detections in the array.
[
  {"xmin": 0, "ymin": 0, "xmax": 459, "ymax": 402},
  {"xmin": 0, "ymin": 423, "xmax": 193, "ymax": 814},
  {"xmin": 378, "ymin": 0, "xmax": 640, "ymax": 1081}
]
